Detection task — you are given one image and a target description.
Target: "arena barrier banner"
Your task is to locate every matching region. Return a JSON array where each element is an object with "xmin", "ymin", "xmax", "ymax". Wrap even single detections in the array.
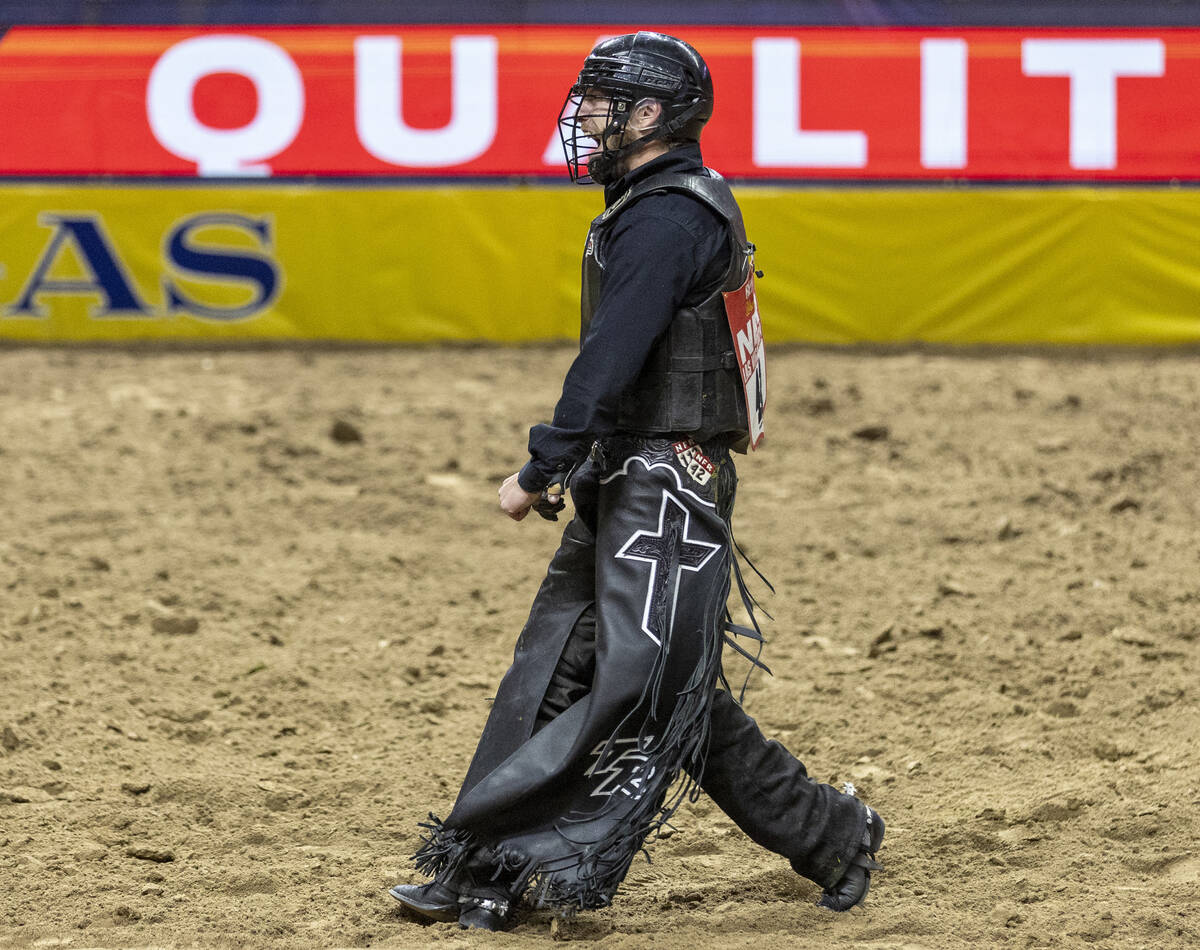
[
  {"xmin": 2, "ymin": 185, "xmax": 1200, "ymax": 345},
  {"xmin": 3, "ymin": 26, "xmax": 1200, "ymax": 180}
]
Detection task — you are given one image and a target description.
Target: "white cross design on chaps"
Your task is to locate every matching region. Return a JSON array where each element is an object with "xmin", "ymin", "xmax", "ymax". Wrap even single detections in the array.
[{"xmin": 614, "ymin": 489, "xmax": 721, "ymax": 646}]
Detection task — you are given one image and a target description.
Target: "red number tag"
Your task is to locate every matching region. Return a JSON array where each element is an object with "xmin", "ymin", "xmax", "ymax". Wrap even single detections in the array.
[{"xmin": 722, "ymin": 266, "xmax": 767, "ymax": 449}]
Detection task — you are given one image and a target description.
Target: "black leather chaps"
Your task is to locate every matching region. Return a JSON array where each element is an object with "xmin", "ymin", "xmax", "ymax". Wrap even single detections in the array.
[{"xmin": 532, "ymin": 441, "xmax": 868, "ymax": 889}]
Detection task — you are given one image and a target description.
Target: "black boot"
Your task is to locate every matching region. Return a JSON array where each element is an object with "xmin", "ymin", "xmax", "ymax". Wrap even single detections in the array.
[
  {"xmin": 817, "ymin": 805, "xmax": 884, "ymax": 912},
  {"xmin": 388, "ymin": 880, "xmax": 460, "ymax": 922},
  {"xmin": 457, "ymin": 891, "xmax": 513, "ymax": 931},
  {"xmin": 456, "ymin": 854, "xmax": 521, "ymax": 931},
  {"xmin": 456, "ymin": 892, "xmax": 508, "ymax": 930}
]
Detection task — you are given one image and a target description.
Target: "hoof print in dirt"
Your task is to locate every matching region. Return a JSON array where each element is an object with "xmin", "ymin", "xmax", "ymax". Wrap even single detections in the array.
[
  {"xmin": 151, "ymin": 616, "xmax": 200, "ymax": 635},
  {"xmin": 113, "ymin": 905, "xmax": 142, "ymax": 924},
  {"xmin": 851, "ymin": 424, "xmax": 890, "ymax": 441},
  {"xmin": 1, "ymin": 725, "xmax": 23, "ymax": 752},
  {"xmin": 1044, "ymin": 700, "xmax": 1078, "ymax": 718}
]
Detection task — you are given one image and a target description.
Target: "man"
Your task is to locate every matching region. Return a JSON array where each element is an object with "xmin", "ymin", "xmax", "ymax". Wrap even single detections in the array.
[{"xmin": 389, "ymin": 32, "xmax": 883, "ymax": 931}]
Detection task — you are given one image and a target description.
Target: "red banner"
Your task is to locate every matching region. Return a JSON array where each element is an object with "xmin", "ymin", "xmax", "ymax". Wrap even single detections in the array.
[{"xmin": 2, "ymin": 26, "xmax": 1198, "ymax": 179}]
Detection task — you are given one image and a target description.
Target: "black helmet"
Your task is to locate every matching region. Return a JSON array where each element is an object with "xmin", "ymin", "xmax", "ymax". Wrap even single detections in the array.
[{"xmin": 558, "ymin": 32, "xmax": 714, "ymax": 185}]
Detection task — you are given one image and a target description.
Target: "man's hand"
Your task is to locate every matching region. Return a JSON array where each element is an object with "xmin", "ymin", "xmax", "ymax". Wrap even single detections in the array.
[{"xmin": 499, "ymin": 472, "xmax": 560, "ymax": 522}]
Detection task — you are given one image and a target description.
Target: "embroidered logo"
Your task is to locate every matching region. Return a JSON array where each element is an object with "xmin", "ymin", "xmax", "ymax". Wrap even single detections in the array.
[
  {"xmin": 585, "ymin": 737, "xmax": 657, "ymax": 800},
  {"xmin": 599, "ymin": 188, "xmax": 634, "ymax": 222},
  {"xmin": 672, "ymin": 438, "xmax": 715, "ymax": 486},
  {"xmin": 615, "ymin": 489, "xmax": 721, "ymax": 646}
]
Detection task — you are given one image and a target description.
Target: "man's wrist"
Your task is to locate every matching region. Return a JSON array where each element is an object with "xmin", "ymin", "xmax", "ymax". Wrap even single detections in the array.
[
  {"xmin": 518, "ymin": 460, "xmax": 571, "ymax": 495},
  {"xmin": 516, "ymin": 461, "xmax": 547, "ymax": 494}
]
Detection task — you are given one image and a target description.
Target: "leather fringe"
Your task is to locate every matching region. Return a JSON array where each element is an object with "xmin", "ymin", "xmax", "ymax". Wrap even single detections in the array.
[
  {"xmin": 720, "ymin": 487, "xmax": 774, "ymax": 703},
  {"xmin": 525, "ymin": 549, "xmax": 731, "ymax": 912},
  {"xmin": 412, "ymin": 813, "xmax": 477, "ymax": 882}
]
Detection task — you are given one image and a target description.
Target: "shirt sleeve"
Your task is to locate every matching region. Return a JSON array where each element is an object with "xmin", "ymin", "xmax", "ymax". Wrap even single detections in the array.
[{"xmin": 517, "ymin": 200, "xmax": 716, "ymax": 493}]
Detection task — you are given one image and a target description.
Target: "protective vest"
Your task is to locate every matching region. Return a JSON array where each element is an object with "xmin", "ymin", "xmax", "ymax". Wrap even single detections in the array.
[{"xmin": 581, "ymin": 168, "xmax": 755, "ymax": 448}]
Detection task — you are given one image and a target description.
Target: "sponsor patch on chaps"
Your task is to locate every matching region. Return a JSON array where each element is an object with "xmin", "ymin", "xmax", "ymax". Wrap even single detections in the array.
[{"xmin": 672, "ymin": 439, "xmax": 714, "ymax": 486}]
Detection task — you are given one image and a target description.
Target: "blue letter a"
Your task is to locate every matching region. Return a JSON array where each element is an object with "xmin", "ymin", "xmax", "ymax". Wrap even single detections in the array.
[{"xmin": 9, "ymin": 215, "xmax": 150, "ymax": 317}]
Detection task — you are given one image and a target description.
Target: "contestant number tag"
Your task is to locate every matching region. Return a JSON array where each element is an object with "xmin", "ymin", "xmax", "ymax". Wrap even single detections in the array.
[{"xmin": 722, "ymin": 266, "xmax": 767, "ymax": 449}]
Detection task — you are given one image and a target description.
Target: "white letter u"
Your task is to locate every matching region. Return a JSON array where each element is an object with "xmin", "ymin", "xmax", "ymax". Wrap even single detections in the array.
[{"xmin": 354, "ymin": 35, "xmax": 498, "ymax": 167}]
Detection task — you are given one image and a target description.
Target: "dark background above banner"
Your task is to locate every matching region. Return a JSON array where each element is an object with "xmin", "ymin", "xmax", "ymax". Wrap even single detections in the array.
[{"xmin": 0, "ymin": 1, "xmax": 1198, "ymax": 27}]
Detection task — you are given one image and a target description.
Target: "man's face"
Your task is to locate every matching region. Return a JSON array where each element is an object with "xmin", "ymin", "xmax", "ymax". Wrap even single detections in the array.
[
  {"xmin": 576, "ymin": 91, "xmax": 659, "ymax": 148},
  {"xmin": 576, "ymin": 92, "xmax": 616, "ymax": 141},
  {"xmin": 557, "ymin": 84, "xmax": 665, "ymax": 183}
]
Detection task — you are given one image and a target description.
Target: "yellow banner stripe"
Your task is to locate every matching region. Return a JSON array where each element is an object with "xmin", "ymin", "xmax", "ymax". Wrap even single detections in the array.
[{"xmin": 2, "ymin": 184, "xmax": 1198, "ymax": 345}]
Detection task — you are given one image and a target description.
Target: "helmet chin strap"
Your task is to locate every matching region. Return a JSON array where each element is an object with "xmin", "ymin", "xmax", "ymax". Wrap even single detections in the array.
[{"xmin": 587, "ymin": 98, "xmax": 705, "ymax": 185}]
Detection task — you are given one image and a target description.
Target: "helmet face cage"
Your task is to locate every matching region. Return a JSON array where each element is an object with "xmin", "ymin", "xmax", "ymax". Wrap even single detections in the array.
[{"xmin": 557, "ymin": 85, "xmax": 636, "ymax": 185}]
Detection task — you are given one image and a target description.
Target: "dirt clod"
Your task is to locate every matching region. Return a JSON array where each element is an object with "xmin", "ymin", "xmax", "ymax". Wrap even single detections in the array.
[
  {"xmin": 851, "ymin": 423, "xmax": 890, "ymax": 441},
  {"xmin": 330, "ymin": 419, "xmax": 363, "ymax": 444},
  {"xmin": 126, "ymin": 846, "xmax": 175, "ymax": 863}
]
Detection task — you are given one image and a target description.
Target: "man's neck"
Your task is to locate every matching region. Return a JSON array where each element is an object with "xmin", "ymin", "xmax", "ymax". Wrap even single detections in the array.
[{"xmin": 622, "ymin": 140, "xmax": 672, "ymax": 176}]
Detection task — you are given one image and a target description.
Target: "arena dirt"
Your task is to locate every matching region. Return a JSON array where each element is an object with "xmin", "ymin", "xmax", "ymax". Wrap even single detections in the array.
[{"xmin": 1, "ymin": 345, "xmax": 1197, "ymax": 950}]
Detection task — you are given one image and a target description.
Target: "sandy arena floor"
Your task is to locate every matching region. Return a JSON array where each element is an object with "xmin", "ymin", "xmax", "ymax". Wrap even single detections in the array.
[{"xmin": 1, "ymin": 345, "xmax": 1197, "ymax": 950}]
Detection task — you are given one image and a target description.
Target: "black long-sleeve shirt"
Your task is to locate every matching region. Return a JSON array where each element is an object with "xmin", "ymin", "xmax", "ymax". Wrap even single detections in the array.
[{"xmin": 517, "ymin": 144, "xmax": 729, "ymax": 493}]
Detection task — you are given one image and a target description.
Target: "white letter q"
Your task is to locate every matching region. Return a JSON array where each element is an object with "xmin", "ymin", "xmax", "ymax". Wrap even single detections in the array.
[{"xmin": 147, "ymin": 35, "xmax": 305, "ymax": 176}]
